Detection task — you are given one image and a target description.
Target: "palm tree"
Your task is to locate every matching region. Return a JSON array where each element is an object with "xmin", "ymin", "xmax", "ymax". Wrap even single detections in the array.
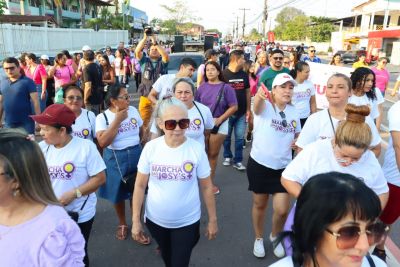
[
  {"xmin": 79, "ymin": 0, "xmax": 85, "ymax": 27},
  {"xmin": 53, "ymin": 0, "xmax": 63, "ymax": 26}
]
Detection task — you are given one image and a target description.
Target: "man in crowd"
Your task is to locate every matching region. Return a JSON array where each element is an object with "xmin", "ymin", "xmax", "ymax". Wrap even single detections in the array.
[
  {"xmin": 135, "ymin": 30, "xmax": 169, "ymax": 136},
  {"xmin": 303, "ymin": 45, "xmax": 321, "ymax": 63},
  {"xmin": 296, "ymin": 43, "xmax": 305, "ymax": 60},
  {"xmin": 82, "ymin": 50, "xmax": 103, "ymax": 115},
  {"xmin": 0, "ymin": 57, "xmax": 40, "ymax": 134},
  {"xmin": 259, "ymin": 49, "xmax": 290, "ymax": 90},
  {"xmin": 148, "ymin": 58, "xmax": 197, "ymax": 104},
  {"xmin": 222, "ymin": 49, "xmax": 251, "ymax": 171}
]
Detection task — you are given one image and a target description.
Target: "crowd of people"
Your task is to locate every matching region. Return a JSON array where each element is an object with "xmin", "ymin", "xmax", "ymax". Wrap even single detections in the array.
[{"xmin": 0, "ymin": 33, "xmax": 399, "ymax": 267}]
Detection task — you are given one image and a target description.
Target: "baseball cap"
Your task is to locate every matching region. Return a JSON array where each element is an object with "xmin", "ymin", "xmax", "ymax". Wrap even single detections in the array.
[
  {"xmin": 82, "ymin": 45, "xmax": 91, "ymax": 51},
  {"xmin": 30, "ymin": 104, "xmax": 76, "ymax": 127},
  {"xmin": 272, "ymin": 73, "xmax": 297, "ymax": 88},
  {"xmin": 40, "ymin": 55, "xmax": 49, "ymax": 60}
]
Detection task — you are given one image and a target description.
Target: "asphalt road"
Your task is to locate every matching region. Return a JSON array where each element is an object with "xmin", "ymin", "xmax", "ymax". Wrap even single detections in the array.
[{"xmin": 86, "ymin": 79, "xmax": 400, "ymax": 267}]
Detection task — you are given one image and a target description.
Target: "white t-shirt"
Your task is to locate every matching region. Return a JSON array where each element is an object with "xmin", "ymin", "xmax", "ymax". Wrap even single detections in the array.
[
  {"xmin": 152, "ymin": 74, "xmax": 177, "ymax": 100},
  {"xmin": 150, "ymin": 101, "xmax": 214, "ymax": 145},
  {"xmin": 348, "ymin": 94, "xmax": 379, "ymax": 119},
  {"xmin": 296, "ymin": 109, "xmax": 381, "ymax": 148},
  {"xmin": 269, "ymin": 255, "xmax": 386, "ymax": 267},
  {"xmin": 250, "ymin": 101, "xmax": 301, "ymax": 170},
  {"xmin": 71, "ymin": 108, "xmax": 96, "ymax": 141},
  {"xmin": 137, "ymin": 137, "xmax": 211, "ymax": 228},
  {"xmin": 382, "ymin": 101, "xmax": 400, "ymax": 186},
  {"xmin": 282, "ymin": 139, "xmax": 388, "ymax": 196},
  {"xmin": 95, "ymin": 106, "xmax": 143, "ymax": 150},
  {"xmin": 39, "ymin": 137, "xmax": 106, "ymax": 223},
  {"xmin": 291, "ymin": 80, "xmax": 315, "ymax": 119}
]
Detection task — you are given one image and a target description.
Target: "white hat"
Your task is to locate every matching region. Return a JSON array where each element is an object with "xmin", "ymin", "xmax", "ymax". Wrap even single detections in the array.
[
  {"xmin": 40, "ymin": 55, "xmax": 49, "ymax": 60},
  {"xmin": 82, "ymin": 45, "xmax": 91, "ymax": 51},
  {"xmin": 272, "ymin": 73, "xmax": 297, "ymax": 88}
]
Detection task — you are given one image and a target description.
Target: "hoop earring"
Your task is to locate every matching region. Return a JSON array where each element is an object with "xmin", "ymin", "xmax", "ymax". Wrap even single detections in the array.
[{"xmin": 12, "ymin": 189, "xmax": 20, "ymax": 197}]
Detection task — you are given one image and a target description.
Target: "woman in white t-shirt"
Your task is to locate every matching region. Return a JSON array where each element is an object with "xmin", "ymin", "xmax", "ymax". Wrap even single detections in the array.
[
  {"xmin": 95, "ymin": 84, "xmax": 144, "ymax": 242},
  {"xmin": 63, "ymin": 86, "xmax": 96, "ymax": 142},
  {"xmin": 270, "ymin": 172, "xmax": 387, "ymax": 267},
  {"xmin": 132, "ymin": 97, "xmax": 217, "ymax": 267},
  {"xmin": 349, "ymin": 67, "xmax": 382, "ymax": 130},
  {"xmin": 289, "ymin": 62, "xmax": 316, "ymax": 127},
  {"xmin": 150, "ymin": 78, "xmax": 214, "ymax": 146},
  {"xmin": 374, "ymin": 100, "xmax": 400, "ymax": 261},
  {"xmin": 248, "ymin": 73, "xmax": 301, "ymax": 259},
  {"xmin": 296, "ymin": 73, "xmax": 382, "ymax": 157},
  {"xmin": 32, "ymin": 104, "xmax": 106, "ymax": 266}
]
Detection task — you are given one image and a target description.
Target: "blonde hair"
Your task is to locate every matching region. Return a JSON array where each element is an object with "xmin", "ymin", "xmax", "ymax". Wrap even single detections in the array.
[{"xmin": 335, "ymin": 104, "xmax": 372, "ymax": 150}]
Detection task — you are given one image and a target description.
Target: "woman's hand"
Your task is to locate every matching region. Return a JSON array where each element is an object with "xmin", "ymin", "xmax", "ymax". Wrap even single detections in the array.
[
  {"xmin": 131, "ymin": 221, "xmax": 150, "ymax": 244},
  {"xmin": 41, "ymin": 91, "xmax": 46, "ymax": 100},
  {"xmin": 115, "ymin": 106, "xmax": 128, "ymax": 123},
  {"xmin": 205, "ymin": 220, "xmax": 218, "ymax": 240},
  {"xmin": 213, "ymin": 117, "xmax": 222, "ymax": 127},
  {"xmin": 58, "ymin": 190, "xmax": 76, "ymax": 206}
]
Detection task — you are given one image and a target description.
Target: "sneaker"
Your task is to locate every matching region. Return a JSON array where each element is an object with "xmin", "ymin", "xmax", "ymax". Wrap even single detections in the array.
[
  {"xmin": 222, "ymin": 158, "xmax": 231, "ymax": 166},
  {"xmin": 246, "ymin": 132, "xmax": 252, "ymax": 143},
  {"xmin": 233, "ymin": 162, "xmax": 246, "ymax": 171},
  {"xmin": 270, "ymin": 234, "xmax": 285, "ymax": 258},
  {"xmin": 253, "ymin": 238, "xmax": 265, "ymax": 258},
  {"xmin": 212, "ymin": 185, "xmax": 220, "ymax": 195}
]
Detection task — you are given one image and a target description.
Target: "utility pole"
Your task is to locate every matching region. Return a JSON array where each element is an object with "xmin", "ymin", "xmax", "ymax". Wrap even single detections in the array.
[
  {"xmin": 232, "ymin": 21, "xmax": 235, "ymax": 38},
  {"xmin": 262, "ymin": 0, "xmax": 268, "ymax": 38},
  {"xmin": 236, "ymin": 15, "xmax": 239, "ymax": 39},
  {"xmin": 239, "ymin": 8, "xmax": 250, "ymax": 38}
]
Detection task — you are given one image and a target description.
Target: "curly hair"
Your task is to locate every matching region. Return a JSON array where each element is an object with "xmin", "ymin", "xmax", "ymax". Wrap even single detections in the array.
[{"xmin": 350, "ymin": 67, "xmax": 376, "ymax": 101}]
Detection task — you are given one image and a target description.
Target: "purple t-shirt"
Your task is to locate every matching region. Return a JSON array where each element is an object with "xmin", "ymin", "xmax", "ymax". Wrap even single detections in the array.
[
  {"xmin": 195, "ymin": 82, "xmax": 237, "ymax": 118},
  {"xmin": 0, "ymin": 205, "xmax": 85, "ymax": 266},
  {"xmin": 371, "ymin": 67, "xmax": 390, "ymax": 93}
]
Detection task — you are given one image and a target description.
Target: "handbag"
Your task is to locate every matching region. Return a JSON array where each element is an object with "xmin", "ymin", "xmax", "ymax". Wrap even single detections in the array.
[
  {"xmin": 54, "ymin": 87, "xmax": 64, "ymax": 104},
  {"xmin": 210, "ymin": 84, "xmax": 225, "ymax": 134},
  {"xmin": 67, "ymin": 195, "xmax": 90, "ymax": 223}
]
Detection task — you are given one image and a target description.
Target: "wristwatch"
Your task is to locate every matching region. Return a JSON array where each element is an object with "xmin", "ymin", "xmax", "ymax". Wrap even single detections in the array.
[{"xmin": 75, "ymin": 188, "xmax": 82, "ymax": 198}]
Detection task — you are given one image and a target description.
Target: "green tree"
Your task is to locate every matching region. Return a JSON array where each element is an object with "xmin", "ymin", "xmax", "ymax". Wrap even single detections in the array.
[
  {"xmin": 308, "ymin": 16, "xmax": 335, "ymax": 42},
  {"xmin": 86, "ymin": 7, "xmax": 124, "ymax": 30},
  {"xmin": 274, "ymin": 7, "xmax": 308, "ymax": 41},
  {"xmin": 160, "ymin": 0, "xmax": 200, "ymax": 35},
  {"xmin": 246, "ymin": 28, "xmax": 262, "ymax": 41},
  {"xmin": 0, "ymin": 0, "xmax": 7, "ymax": 15}
]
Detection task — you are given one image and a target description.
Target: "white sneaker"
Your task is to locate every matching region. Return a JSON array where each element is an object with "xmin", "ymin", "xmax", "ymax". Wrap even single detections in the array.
[
  {"xmin": 253, "ymin": 238, "xmax": 265, "ymax": 258},
  {"xmin": 222, "ymin": 158, "xmax": 231, "ymax": 166},
  {"xmin": 233, "ymin": 162, "xmax": 246, "ymax": 171},
  {"xmin": 270, "ymin": 234, "xmax": 285, "ymax": 258}
]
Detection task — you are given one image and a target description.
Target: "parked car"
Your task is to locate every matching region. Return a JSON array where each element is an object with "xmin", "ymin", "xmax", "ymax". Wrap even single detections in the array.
[
  {"xmin": 342, "ymin": 51, "xmax": 358, "ymax": 64},
  {"xmin": 167, "ymin": 52, "xmax": 204, "ymax": 83}
]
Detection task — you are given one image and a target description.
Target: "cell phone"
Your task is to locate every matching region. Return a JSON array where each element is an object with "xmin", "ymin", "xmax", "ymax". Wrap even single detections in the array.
[{"xmin": 260, "ymin": 83, "xmax": 270, "ymax": 99}]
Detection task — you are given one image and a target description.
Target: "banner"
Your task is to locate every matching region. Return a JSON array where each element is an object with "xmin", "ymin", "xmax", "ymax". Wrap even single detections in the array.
[{"xmin": 307, "ymin": 62, "xmax": 353, "ymax": 109}]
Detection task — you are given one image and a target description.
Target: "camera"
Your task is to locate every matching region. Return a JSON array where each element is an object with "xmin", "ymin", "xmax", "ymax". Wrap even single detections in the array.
[{"xmin": 144, "ymin": 25, "xmax": 153, "ymax": 36}]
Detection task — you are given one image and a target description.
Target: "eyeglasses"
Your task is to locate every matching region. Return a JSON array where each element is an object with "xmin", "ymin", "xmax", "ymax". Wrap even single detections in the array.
[
  {"xmin": 283, "ymin": 61, "xmax": 290, "ymax": 64},
  {"xmin": 117, "ymin": 95, "xmax": 130, "ymax": 100},
  {"xmin": 66, "ymin": 95, "xmax": 83, "ymax": 101},
  {"xmin": 310, "ymin": 50, "xmax": 316, "ymax": 52},
  {"xmin": 326, "ymin": 222, "xmax": 389, "ymax": 249},
  {"xmin": 164, "ymin": 119, "xmax": 190, "ymax": 130},
  {"xmin": 273, "ymin": 57, "xmax": 283, "ymax": 61},
  {"xmin": 279, "ymin": 111, "xmax": 287, "ymax": 127},
  {"xmin": 4, "ymin": 66, "xmax": 16, "ymax": 71}
]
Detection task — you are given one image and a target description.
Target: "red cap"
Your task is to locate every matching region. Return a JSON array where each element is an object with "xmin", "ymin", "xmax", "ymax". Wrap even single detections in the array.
[{"xmin": 30, "ymin": 104, "xmax": 76, "ymax": 127}]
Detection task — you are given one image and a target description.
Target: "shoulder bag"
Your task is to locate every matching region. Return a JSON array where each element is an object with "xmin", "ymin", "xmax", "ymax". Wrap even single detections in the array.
[{"xmin": 210, "ymin": 83, "xmax": 226, "ymax": 134}]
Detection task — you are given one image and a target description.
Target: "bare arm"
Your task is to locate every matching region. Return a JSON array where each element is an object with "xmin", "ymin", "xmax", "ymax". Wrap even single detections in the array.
[
  {"xmin": 215, "ymin": 105, "xmax": 237, "ymax": 126},
  {"xmin": 281, "ymin": 177, "xmax": 302, "ymax": 198},
  {"xmin": 148, "ymin": 88, "xmax": 159, "ymax": 104},
  {"xmin": 199, "ymin": 177, "xmax": 218, "ymax": 240},
  {"xmin": 391, "ymin": 80, "xmax": 400, "ymax": 96},
  {"xmin": 131, "ymin": 172, "xmax": 150, "ymax": 243},
  {"xmin": 379, "ymin": 192, "xmax": 389, "ymax": 210},
  {"xmin": 84, "ymin": 82, "xmax": 92, "ymax": 105},
  {"xmin": 253, "ymin": 87, "xmax": 268, "ymax": 115},
  {"xmin": 135, "ymin": 34, "xmax": 148, "ymax": 60},
  {"xmin": 30, "ymin": 92, "xmax": 41, "ymax": 115},
  {"xmin": 370, "ymin": 143, "xmax": 381, "ymax": 158},
  {"xmin": 152, "ymin": 36, "xmax": 169, "ymax": 63},
  {"xmin": 392, "ymin": 131, "xmax": 400, "ymax": 169},
  {"xmin": 310, "ymin": 95, "xmax": 317, "ymax": 114}
]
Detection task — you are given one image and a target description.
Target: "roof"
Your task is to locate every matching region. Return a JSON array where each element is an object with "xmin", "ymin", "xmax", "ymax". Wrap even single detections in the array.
[
  {"xmin": 352, "ymin": 0, "xmax": 376, "ymax": 11},
  {"xmin": 88, "ymin": 0, "xmax": 113, "ymax": 6},
  {"xmin": 0, "ymin": 15, "xmax": 57, "ymax": 25}
]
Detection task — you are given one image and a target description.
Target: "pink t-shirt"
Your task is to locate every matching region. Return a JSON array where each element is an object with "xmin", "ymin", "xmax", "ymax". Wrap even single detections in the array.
[
  {"xmin": 54, "ymin": 65, "xmax": 74, "ymax": 89},
  {"xmin": 372, "ymin": 67, "xmax": 390, "ymax": 93},
  {"xmin": 26, "ymin": 64, "xmax": 47, "ymax": 85}
]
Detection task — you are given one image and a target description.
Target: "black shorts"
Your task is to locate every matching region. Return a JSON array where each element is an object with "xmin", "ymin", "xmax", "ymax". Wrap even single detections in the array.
[{"xmin": 246, "ymin": 156, "xmax": 287, "ymax": 194}]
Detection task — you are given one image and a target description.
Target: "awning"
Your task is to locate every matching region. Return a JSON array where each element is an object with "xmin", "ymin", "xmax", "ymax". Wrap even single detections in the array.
[{"xmin": 0, "ymin": 15, "xmax": 57, "ymax": 26}]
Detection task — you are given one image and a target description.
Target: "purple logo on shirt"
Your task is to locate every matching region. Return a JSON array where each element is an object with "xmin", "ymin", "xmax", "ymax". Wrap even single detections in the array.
[
  {"xmin": 189, "ymin": 118, "xmax": 202, "ymax": 130},
  {"xmin": 271, "ymin": 119, "xmax": 296, "ymax": 133},
  {"xmin": 118, "ymin": 117, "xmax": 138, "ymax": 133},
  {"xmin": 294, "ymin": 88, "xmax": 311, "ymax": 99},
  {"xmin": 72, "ymin": 128, "xmax": 90, "ymax": 139},
  {"xmin": 48, "ymin": 162, "xmax": 76, "ymax": 180},
  {"xmin": 151, "ymin": 161, "xmax": 195, "ymax": 181}
]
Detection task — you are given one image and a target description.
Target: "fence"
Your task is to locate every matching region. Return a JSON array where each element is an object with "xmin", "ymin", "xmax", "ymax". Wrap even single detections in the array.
[{"xmin": 0, "ymin": 24, "xmax": 128, "ymax": 59}]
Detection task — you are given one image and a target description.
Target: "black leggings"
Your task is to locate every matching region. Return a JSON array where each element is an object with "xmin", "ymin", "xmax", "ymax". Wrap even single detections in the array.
[
  {"xmin": 78, "ymin": 217, "xmax": 95, "ymax": 267},
  {"xmin": 146, "ymin": 219, "xmax": 200, "ymax": 267}
]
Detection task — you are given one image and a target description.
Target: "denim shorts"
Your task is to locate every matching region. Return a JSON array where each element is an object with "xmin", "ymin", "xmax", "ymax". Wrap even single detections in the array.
[{"xmin": 98, "ymin": 144, "xmax": 142, "ymax": 203}]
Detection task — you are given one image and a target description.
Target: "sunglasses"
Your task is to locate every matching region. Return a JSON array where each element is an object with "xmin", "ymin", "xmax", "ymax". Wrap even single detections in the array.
[
  {"xmin": 326, "ymin": 222, "xmax": 389, "ymax": 249},
  {"xmin": 310, "ymin": 50, "xmax": 316, "ymax": 52},
  {"xmin": 279, "ymin": 111, "xmax": 288, "ymax": 127},
  {"xmin": 273, "ymin": 57, "xmax": 283, "ymax": 61},
  {"xmin": 164, "ymin": 119, "xmax": 190, "ymax": 130},
  {"xmin": 283, "ymin": 61, "xmax": 290, "ymax": 64},
  {"xmin": 66, "ymin": 95, "xmax": 83, "ymax": 101},
  {"xmin": 117, "ymin": 95, "xmax": 130, "ymax": 100}
]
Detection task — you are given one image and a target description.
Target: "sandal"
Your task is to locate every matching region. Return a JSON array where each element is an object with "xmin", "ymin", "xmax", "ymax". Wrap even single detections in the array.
[
  {"xmin": 372, "ymin": 247, "xmax": 387, "ymax": 263},
  {"xmin": 116, "ymin": 225, "xmax": 128, "ymax": 240}
]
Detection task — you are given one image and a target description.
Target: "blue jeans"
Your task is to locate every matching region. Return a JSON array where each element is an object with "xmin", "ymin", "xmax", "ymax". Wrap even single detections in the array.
[
  {"xmin": 4, "ymin": 119, "xmax": 35, "ymax": 134},
  {"xmin": 31, "ymin": 84, "xmax": 48, "ymax": 113},
  {"xmin": 223, "ymin": 114, "xmax": 246, "ymax": 163}
]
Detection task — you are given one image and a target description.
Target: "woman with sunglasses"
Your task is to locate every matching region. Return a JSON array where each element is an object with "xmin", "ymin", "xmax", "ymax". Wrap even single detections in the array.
[
  {"xmin": 132, "ymin": 97, "xmax": 217, "ymax": 267},
  {"xmin": 63, "ymin": 86, "xmax": 96, "ymax": 142},
  {"xmin": 270, "ymin": 172, "xmax": 387, "ymax": 267},
  {"xmin": 150, "ymin": 78, "xmax": 214, "ymax": 147},
  {"xmin": 295, "ymin": 73, "xmax": 381, "ymax": 157},
  {"xmin": 95, "ymin": 84, "xmax": 144, "ymax": 242},
  {"xmin": 249, "ymin": 73, "xmax": 301, "ymax": 259},
  {"xmin": 32, "ymin": 104, "xmax": 106, "ymax": 266}
]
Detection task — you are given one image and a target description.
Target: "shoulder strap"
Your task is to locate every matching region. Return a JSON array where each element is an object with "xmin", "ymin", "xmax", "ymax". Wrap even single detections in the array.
[
  {"xmin": 87, "ymin": 110, "xmax": 95, "ymax": 140},
  {"xmin": 103, "ymin": 112, "xmax": 109, "ymax": 126},
  {"xmin": 211, "ymin": 83, "xmax": 225, "ymax": 116},
  {"xmin": 366, "ymin": 254, "xmax": 376, "ymax": 267},
  {"xmin": 327, "ymin": 109, "xmax": 335, "ymax": 134},
  {"xmin": 193, "ymin": 101, "xmax": 205, "ymax": 127}
]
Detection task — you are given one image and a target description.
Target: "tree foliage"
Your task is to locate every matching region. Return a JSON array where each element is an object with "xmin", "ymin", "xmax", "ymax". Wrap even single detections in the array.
[
  {"xmin": 86, "ymin": 8, "xmax": 125, "ymax": 30},
  {"xmin": 160, "ymin": 0, "xmax": 198, "ymax": 24},
  {"xmin": 274, "ymin": 7, "xmax": 308, "ymax": 41},
  {"xmin": 245, "ymin": 28, "xmax": 263, "ymax": 41},
  {"xmin": 308, "ymin": 16, "xmax": 335, "ymax": 42},
  {"xmin": 0, "ymin": 0, "xmax": 7, "ymax": 16}
]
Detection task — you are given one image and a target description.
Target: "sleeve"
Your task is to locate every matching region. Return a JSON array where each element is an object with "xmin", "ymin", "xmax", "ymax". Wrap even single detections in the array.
[
  {"xmin": 39, "ymin": 65, "xmax": 47, "ymax": 78},
  {"xmin": 243, "ymin": 72, "xmax": 250, "ymax": 89},
  {"xmin": 95, "ymin": 113, "xmax": 107, "ymax": 133},
  {"xmin": 365, "ymin": 116, "xmax": 382, "ymax": 146},
  {"xmin": 389, "ymin": 105, "xmax": 400, "ymax": 131},
  {"xmin": 368, "ymin": 160, "xmax": 389, "ymax": 195},
  {"xmin": 295, "ymin": 116, "xmax": 301, "ymax": 134},
  {"xmin": 88, "ymin": 111, "xmax": 97, "ymax": 138},
  {"xmin": 152, "ymin": 76, "xmax": 163, "ymax": 93},
  {"xmin": 203, "ymin": 105, "xmax": 215, "ymax": 130},
  {"xmin": 281, "ymin": 147, "xmax": 311, "ymax": 185},
  {"xmin": 39, "ymin": 219, "xmax": 85, "ymax": 267},
  {"xmin": 82, "ymin": 66, "xmax": 90, "ymax": 83},
  {"xmin": 224, "ymin": 84, "xmax": 238, "ymax": 106},
  {"xmin": 86, "ymin": 141, "xmax": 106, "ymax": 176},
  {"xmin": 132, "ymin": 107, "xmax": 143, "ymax": 127},
  {"xmin": 150, "ymin": 120, "xmax": 158, "ymax": 134},
  {"xmin": 374, "ymin": 87, "xmax": 384, "ymax": 105},
  {"xmin": 196, "ymin": 146, "xmax": 211, "ymax": 179},
  {"xmin": 194, "ymin": 85, "xmax": 203, "ymax": 102},
  {"xmin": 259, "ymin": 71, "xmax": 268, "ymax": 87},
  {"xmin": 295, "ymin": 114, "xmax": 317, "ymax": 148},
  {"xmin": 309, "ymin": 81, "xmax": 316, "ymax": 96},
  {"xmin": 137, "ymin": 142, "xmax": 151, "ymax": 174},
  {"xmin": 139, "ymin": 56, "xmax": 146, "ymax": 65}
]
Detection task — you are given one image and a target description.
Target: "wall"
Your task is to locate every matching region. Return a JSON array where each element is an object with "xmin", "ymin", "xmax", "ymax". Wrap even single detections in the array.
[{"xmin": 0, "ymin": 24, "xmax": 128, "ymax": 59}]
